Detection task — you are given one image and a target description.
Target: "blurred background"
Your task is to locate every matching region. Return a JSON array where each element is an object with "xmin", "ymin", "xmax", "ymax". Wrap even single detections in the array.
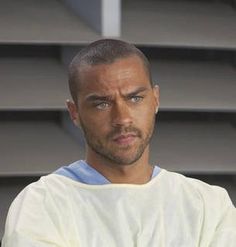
[{"xmin": 0, "ymin": 0, "xmax": 236, "ymax": 242}]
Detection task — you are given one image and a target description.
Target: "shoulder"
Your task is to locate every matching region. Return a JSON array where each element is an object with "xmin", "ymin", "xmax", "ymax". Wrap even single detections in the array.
[
  {"xmin": 12, "ymin": 174, "xmax": 73, "ymax": 206},
  {"xmin": 3, "ymin": 174, "xmax": 72, "ymax": 243},
  {"xmin": 160, "ymin": 169, "xmax": 233, "ymax": 208},
  {"xmin": 6, "ymin": 173, "xmax": 75, "ymax": 227},
  {"xmin": 160, "ymin": 169, "xmax": 235, "ymax": 242}
]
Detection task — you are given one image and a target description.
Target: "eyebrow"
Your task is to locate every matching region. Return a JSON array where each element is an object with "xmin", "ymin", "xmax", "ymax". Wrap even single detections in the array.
[
  {"xmin": 85, "ymin": 86, "xmax": 149, "ymax": 102},
  {"xmin": 126, "ymin": 86, "xmax": 149, "ymax": 98}
]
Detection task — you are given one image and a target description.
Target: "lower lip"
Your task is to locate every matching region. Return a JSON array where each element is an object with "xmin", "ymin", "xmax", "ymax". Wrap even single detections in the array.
[{"xmin": 113, "ymin": 136, "xmax": 136, "ymax": 145}]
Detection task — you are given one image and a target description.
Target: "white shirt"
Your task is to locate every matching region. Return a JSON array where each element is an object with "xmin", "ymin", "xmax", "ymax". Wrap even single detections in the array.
[{"xmin": 2, "ymin": 169, "xmax": 236, "ymax": 246}]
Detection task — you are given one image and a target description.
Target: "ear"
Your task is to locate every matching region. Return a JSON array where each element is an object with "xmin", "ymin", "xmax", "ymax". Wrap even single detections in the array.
[
  {"xmin": 153, "ymin": 85, "xmax": 160, "ymax": 114},
  {"xmin": 66, "ymin": 99, "xmax": 81, "ymax": 127}
]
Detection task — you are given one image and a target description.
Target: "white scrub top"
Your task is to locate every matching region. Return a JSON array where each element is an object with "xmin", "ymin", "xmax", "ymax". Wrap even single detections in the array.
[{"xmin": 2, "ymin": 163, "xmax": 236, "ymax": 246}]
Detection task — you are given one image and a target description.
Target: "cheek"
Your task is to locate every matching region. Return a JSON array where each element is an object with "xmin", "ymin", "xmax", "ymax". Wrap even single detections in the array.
[
  {"xmin": 135, "ymin": 102, "xmax": 155, "ymax": 124},
  {"xmin": 137, "ymin": 113, "xmax": 155, "ymax": 138},
  {"xmin": 139, "ymin": 113, "xmax": 155, "ymax": 131},
  {"xmin": 80, "ymin": 111, "xmax": 111, "ymax": 135}
]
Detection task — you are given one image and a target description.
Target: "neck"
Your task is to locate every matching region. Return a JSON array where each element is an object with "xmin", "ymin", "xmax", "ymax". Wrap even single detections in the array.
[{"xmin": 86, "ymin": 147, "xmax": 153, "ymax": 184}]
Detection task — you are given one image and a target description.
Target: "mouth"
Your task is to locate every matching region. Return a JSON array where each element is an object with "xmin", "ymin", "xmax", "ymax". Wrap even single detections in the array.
[{"xmin": 112, "ymin": 133, "xmax": 138, "ymax": 145}]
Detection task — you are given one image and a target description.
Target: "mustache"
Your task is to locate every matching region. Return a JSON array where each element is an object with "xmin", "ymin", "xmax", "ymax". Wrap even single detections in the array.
[{"xmin": 107, "ymin": 126, "xmax": 142, "ymax": 139}]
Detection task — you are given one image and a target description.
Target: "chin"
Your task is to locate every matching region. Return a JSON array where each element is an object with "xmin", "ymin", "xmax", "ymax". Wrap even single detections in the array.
[{"xmin": 106, "ymin": 152, "xmax": 144, "ymax": 166}]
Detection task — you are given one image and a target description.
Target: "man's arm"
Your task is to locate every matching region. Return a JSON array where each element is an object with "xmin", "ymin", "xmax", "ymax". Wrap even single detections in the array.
[
  {"xmin": 209, "ymin": 206, "xmax": 236, "ymax": 246},
  {"xmin": 2, "ymin": 180, "xmax": 66, "ymax": 247}
]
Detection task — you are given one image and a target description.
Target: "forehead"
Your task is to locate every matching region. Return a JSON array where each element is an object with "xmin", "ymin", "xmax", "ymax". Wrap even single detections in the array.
[{"xmin": 77, "ymin": 55, "xmax": 150, "ymax": 96}]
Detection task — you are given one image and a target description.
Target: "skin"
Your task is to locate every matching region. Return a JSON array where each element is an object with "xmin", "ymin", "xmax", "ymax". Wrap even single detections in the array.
[{"xmin": 67, "ymin": 55, "xmax": 159, "ymax": 184}]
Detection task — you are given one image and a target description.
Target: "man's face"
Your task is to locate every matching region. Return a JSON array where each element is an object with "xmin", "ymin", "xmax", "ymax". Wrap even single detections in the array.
[{"xmin": 71, "ymin": 55, "xmax": 159, "ymax": 166}]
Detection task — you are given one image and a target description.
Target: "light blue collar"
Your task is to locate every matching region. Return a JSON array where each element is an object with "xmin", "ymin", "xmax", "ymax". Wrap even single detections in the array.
[{"xmin": 55, "ymin": 160, "xmax": 161, "ymax": 185}]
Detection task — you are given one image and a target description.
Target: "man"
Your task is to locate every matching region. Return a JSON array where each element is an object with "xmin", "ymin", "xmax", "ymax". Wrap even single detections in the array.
[{"xmin": 2, "ymin": 39, "xmax": 236, "ymax": 246}]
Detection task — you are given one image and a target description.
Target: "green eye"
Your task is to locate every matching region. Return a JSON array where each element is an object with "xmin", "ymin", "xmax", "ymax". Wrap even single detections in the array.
[
  {"xmin": 96, "ymin": 102, "xmax": 110, "ymax": 110},
  {"xmin": 130, "ymin": 96, "xmax": 143, "ymax": 103}
]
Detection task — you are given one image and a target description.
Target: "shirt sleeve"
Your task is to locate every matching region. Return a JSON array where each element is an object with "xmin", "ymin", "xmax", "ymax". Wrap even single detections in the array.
[
  {"xmin": 209, "ymin": 192, "xmax": 236, "ymax": 246},
  {"xmin": 2, "ymin": 180, "xmax": 66, "ymax": 247}
]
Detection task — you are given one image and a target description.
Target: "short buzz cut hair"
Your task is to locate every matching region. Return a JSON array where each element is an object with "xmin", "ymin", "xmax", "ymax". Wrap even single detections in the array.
[{"xmin": 68, "ymin": 39, "xmax": 152, "ymax": 103}]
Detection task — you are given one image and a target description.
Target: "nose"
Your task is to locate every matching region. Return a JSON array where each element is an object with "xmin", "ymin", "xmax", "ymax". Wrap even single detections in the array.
[{"xmin": 111, "ymin": 101, "xmax": 133, "ymax": 127}]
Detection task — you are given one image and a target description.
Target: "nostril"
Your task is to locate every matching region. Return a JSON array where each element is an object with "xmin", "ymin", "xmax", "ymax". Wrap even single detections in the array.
[
  {"xmin": 112, "ymin": 116, "xmax": 133, "ymax": 127},
  {"xmin": 111, "ymin": 105, "xmax": 133, "ymax": 127}
]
